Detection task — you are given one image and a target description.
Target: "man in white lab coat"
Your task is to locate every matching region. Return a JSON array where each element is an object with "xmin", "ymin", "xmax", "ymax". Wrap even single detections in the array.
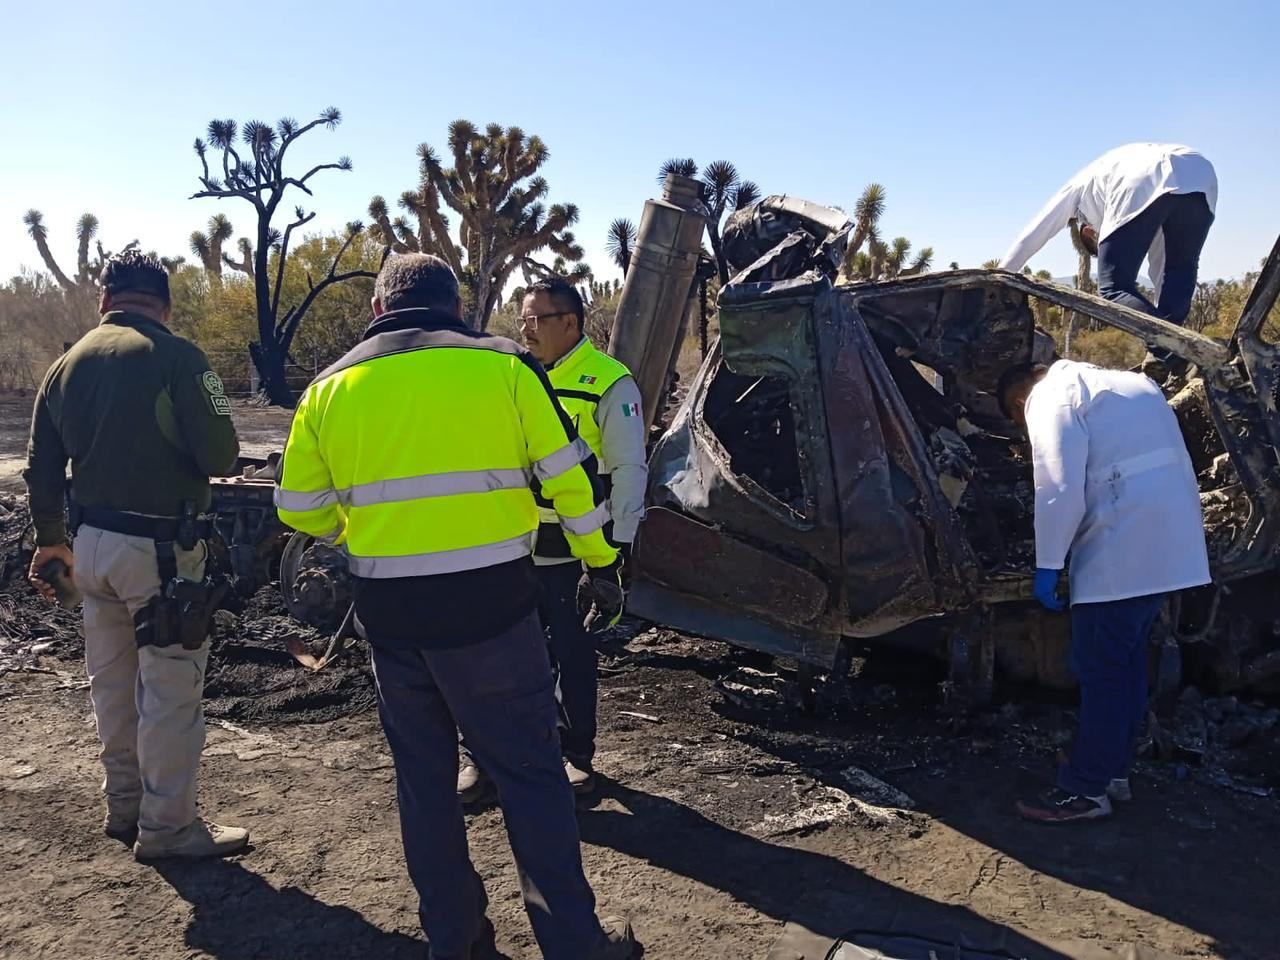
[
  {"xmin": 997, "ymin": 359, "xmax": 1210, "ymax": 823},
  {"xmin": 1000, "ymin": 144, "xmax": 1217, "ymax": 375}
]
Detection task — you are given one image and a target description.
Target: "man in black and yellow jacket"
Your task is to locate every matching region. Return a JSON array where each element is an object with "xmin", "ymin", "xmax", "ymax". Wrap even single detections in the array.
[
  {"xmin": 276, "ymin": 254, "xmax": 636, "ymax": 960},
  {"xmin": 458, "ymin": 278, "xmax": 646, "ymax": 803}
]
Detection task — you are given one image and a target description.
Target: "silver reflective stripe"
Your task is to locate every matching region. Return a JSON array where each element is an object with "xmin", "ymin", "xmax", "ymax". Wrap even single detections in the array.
[
  {"xmin": 533, "ymin": 437, "xmax": 591, "ymax": 481},
  {"xmin": 559, "ymin": 502, "xmax": 608, "ymax": 536},
  {"xmin": 339, "ymin": 468, "xmax": 531, "ymax": 508},
  {"xmin": 346, "ymin": 532, "xmax": 534, "ymax": 578},
  {"xmin": 275, "ymin": 486, "xmax": 339, "ymax": 512},
  {"xmin": 315, "ymin": 524, "xmax": 344, "ymax": 545}
]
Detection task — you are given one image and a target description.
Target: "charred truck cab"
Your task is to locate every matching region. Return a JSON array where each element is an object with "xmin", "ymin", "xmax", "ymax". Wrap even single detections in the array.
[{"xmin": 627, "ymin": 195, "xmax": 1280, "ymax": 708}]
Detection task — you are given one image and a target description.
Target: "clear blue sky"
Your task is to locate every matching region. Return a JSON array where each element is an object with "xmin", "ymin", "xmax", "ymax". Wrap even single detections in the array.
[{"xmin": 2, "ymin": 0, "xmax": 1277, "ymax": 287}]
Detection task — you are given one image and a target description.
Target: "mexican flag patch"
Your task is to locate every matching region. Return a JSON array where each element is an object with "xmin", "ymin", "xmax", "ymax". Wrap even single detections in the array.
[
  {"xmin": 622, "ymin": 402, "xmax": 641, "ymax": 418},
  {"xmin": 579, "ymin": 375, "xmax": 597, "ymax": 385}
]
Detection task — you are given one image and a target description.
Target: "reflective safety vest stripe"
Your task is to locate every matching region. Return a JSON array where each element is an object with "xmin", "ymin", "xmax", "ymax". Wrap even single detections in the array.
[
  {"xmin": 275, "ymin": 311, "xmax": 618, "ymax": 576},
  {"xmin": 535, "ymin": 339, "xmax": 633, "ymax": 558}
]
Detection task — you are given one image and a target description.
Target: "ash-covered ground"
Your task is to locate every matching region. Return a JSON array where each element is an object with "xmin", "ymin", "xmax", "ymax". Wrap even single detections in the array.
[{"xmin": 2, "ymin": 400, "xmax": 1280, "ymax": 959}]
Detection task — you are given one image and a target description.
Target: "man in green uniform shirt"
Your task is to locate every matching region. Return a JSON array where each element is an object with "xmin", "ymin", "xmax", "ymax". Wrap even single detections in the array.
[{"xmin": 25, "ymin": 250, "xmax": 247, "ymax": 860}]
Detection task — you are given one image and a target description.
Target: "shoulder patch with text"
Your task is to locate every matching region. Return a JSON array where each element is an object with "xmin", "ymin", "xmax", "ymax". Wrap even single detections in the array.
[{"xmin": 201, "ymin": 371, "xmax": 232, "ymax": 416}]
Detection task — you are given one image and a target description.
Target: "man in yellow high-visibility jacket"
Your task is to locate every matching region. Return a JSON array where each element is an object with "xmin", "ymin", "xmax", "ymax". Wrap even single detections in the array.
[{"xmin": 276, "ymin": 254, "xmax": 637, "ymax": 960}]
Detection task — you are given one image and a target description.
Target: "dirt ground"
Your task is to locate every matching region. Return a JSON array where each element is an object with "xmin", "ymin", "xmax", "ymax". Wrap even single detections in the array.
[{"xmin": 1, "ymin": 396, "xmax": 1278, "ymax": 960}]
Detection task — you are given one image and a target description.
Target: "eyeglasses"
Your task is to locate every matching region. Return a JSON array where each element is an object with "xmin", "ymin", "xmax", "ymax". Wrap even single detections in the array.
[{"xmin": 517, "ymin": 311, "xmax": 573, "ymax": 331}]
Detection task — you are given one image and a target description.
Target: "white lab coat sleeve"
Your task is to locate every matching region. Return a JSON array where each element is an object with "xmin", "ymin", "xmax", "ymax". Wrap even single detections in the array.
[
  {"xmin": 1146, "ymin": 231, "xmax": 1166, "ymax": 304},
  {"xmin": 595, "ymin": 376, "xmax": 648, "ymax": 544},
  {"xmin": 1000, "ymin": 178, "xmax": 1085, "ymax": 272},
  {"xmin": 1027, "ymin": 394, "xmax": 1089, "ymax": 570}
]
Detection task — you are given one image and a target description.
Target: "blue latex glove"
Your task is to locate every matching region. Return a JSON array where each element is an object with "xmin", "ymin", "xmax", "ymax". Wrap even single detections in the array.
[{"xmin": 1033, "ymin": 568, "xmax": 1066, "ymax": 612}]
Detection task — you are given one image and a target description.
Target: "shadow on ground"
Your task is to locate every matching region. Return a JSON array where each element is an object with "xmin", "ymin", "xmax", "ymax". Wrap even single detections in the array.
[
  {"xmin": 579, "ymin": 778, "xmax": 1074, "ymax": 959},
  {"xmin": 155, "ymin": 858, "xmax": 440, "ymax": 960}
]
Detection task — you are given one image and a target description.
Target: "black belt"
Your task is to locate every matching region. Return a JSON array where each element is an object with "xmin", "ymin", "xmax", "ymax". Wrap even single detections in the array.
[{"xmin": 77, "ymin": 507, "xmax": 210, "ymax": 543}]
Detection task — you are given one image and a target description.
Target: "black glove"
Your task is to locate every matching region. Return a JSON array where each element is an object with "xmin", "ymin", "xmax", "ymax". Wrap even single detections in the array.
[{"xmin": 577, "ymin": 559, "xmax": 625, "ymax": 632}]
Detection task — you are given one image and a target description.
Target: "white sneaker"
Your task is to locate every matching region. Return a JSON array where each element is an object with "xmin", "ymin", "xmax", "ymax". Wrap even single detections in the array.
[{"xmin": 1106, "ymin": 777, "xmax": 1133, "ymax": 802}]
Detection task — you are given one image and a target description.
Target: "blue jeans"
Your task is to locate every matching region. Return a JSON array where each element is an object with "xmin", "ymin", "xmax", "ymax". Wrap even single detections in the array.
[
  {"xmin": 370, "ymin": 613, "xmax": 604, "ymax": 960},
  {"xmin": 1057, "ymin": 594, "xmax": 1165, "ymax": 797},
  {"xmin": 1097, "ymin": 191, "xmax": 1214, "ymax": 327},
  {"xmin": 540, "ymin": 562, "xmax": 598, "ymax": 767}
]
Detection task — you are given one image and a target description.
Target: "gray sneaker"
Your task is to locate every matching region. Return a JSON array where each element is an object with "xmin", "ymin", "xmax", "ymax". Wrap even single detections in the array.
[
  {"xmin": 588, "ymin": 916, "xmax": 637, "ymax": 959},
  {"xmin": 1106, "ymin": 777, "xmax": 1133, "ymax": 802},
  {"xmin": 457, "ymin": 757, "xmax": 494, "ymax": 808},
  {"xmin": 134, "ymin": 819, "xmax": 249, "ymax": 861}
]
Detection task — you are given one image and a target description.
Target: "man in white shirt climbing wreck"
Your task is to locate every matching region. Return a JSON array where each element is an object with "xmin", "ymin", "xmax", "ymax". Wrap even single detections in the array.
[{"xmin": 1000, "ymin": 143, "xmax": 1217, "ymax": 379}]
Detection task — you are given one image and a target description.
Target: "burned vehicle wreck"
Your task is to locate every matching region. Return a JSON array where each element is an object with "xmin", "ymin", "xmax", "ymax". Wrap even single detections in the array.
[{"xmin": 624, "ymin": 191, "xmax": 1280, "ymax": 707}]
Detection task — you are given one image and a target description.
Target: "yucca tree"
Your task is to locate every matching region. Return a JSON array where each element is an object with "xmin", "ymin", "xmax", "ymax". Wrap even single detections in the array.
[
  {"xmin": 884, "ymin": 237, "xmax": 913, "ymax": 278},
  {"xmin": 22, "ymin": 210, "xmax": 76, "ymax": 292},
  {"xmin": 368, "ymin": 120, "xmax": 585, "ymax": 330},
  {"xmin": 226, "ymin": 237, "xmax": 255, "ymax": 276},
  {"xmin": 837, "ymin": 183, "xmax": 887, "ymax": 281},
  {"xmin": 21, "ymin": 209, "xmax": 130, "ymax": 296},
  {"xmin": 850, "ymin": 184, "xmax": 885, "ymax": 258},
  {"xmin": 606, "ymin": 218, "xmax": 637, "ymax": 276},
  {"xmin": 700, "ymin": 160, "xmax": 760, "ymax": 285},
  {"xmin": 74, "ymin": 214, "xmax": 100, "ymax": 287},
  {"xmin": 192, "ymin": 106, "xmax": 382, "ymax": 406},
  {"xmin": 1063, "ymin": 218, "xmax": 1098, "ymax": 357},
  {"xmin": 189, "ymin": 213, "xmax": 235, "ymax": 285},
  {"xmin": 900, "ymin": 246, "xmax": 934, "ymax": 277},
  {"xmin": 656, "ymin": 157, "xmax": 698, "ymax": 181}
]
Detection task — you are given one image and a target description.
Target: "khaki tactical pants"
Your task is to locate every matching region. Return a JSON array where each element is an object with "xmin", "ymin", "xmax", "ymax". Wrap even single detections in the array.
[{"xmin": 73, "ymin": 525, "xmax": 208, "ymax": 840}]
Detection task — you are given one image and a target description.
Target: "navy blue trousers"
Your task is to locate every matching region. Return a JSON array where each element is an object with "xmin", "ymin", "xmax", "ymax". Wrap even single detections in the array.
[
  {"xmin": 1057, "ymin": 594, "xmax": 1165, "ymax": 797},
  {"xmin": 1097, "ymin": 191, "xmax": 1214, "ymax": 327},
  {"xmin": 370, "ymin": 612, "xmax": 603, "ymax": 960},
  {"xmin": 540, "ymin": 562, "xmax": 598, "ymax": 767}
]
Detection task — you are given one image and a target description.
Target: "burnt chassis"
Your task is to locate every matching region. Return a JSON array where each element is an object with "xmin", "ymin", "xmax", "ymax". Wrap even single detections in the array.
[
  {"xmin": 627, "ymin": 240, "xmax": 1280, "ymax": 706},
  {"xmin": 208, "ymin": 456, "xmax": 349, "ymax": 629}
]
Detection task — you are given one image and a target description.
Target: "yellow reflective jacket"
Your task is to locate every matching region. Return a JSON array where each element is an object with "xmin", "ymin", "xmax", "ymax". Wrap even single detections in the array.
[
  {"xmin": 275, "ymin": 309, "xmax": 617, "ymax": 578},
  {"xmin": 535, "ymin": 338, "xmax": 645, "ymax": 560}
]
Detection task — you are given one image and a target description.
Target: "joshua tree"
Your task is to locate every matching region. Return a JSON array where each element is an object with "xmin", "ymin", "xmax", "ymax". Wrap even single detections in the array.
[
  {"xmin": 1062, "ymin": 218, "xmax": 1098, "ymax": 357},
  {"xmin": 367, "ymin": 120, "xmax": 585, "ymax": 330},
  {"xmin": 189, "ymin": 213, "xmax": 235, "ymax": 286},
  {"xmin": 225, "ymin": 237, "xmax": 255, "ymax": 276},
  {"xmin": 881, "ymin": 237, "xmax": 934, "ymax": 279},
  {"xmin": 657, "ymin": 157, "xmax": 699, "ymax": 181},
  {"xmin": 606, "ymin": 218, "xmax": 637, "ymax": 276},
  {"xmin": 651, "ymin": 159, "xmax": 758, "ymax": 286},
  {"xmin": 191, "ymin": 106, "xmax": 382, "ymax": 406},
  {"xmin": 851, "ymin": 184, "xmax": 886, "ymax": 256},
  {"xmin": 22, "ymin": 210, "xmax": 128, "ymax": 296}
]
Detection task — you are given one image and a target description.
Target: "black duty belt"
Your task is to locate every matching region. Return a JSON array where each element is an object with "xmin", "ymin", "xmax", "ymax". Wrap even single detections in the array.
[{"xmin": 76, "ymin": 506, "xmax": 211, "ymax": 543}]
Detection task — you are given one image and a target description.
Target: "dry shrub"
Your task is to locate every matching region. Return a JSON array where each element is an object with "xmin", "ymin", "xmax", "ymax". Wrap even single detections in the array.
[{"xmin": 1070, "ymin": 327, "xmax": 1146, "ymax": 369}]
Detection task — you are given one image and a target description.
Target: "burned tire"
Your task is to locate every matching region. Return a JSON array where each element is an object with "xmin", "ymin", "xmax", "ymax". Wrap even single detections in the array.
[{"xmin": 279, "ymin": 533, "xmax": 352, "ymax": 631}]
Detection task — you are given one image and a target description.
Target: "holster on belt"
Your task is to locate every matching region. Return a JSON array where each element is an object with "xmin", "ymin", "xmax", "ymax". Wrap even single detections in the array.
[{"xmin": 134, "ymin": 504, "xmax": 228, "ymax": 651}]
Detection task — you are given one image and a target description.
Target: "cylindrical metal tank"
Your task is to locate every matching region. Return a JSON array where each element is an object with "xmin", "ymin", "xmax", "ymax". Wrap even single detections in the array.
[{"xmin": 607, "ymin": 173, "xmax": 707, "ymax": 432}]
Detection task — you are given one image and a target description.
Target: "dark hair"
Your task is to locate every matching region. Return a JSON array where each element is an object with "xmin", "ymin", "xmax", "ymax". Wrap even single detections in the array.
[
  {"xmin": 99, "ymin": 249, "xmax": 170, "ymax": 305},
  {"xmin": 525, "ymin": 278, "xmax": 585, "ymax": 333},
  {"xmin": 995, "ymin": 362, "xmax": 1049, "ymax": 419},
  {"xmin": 375, "ymin": 253, "xmax": 460, "ymax": 313}
]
